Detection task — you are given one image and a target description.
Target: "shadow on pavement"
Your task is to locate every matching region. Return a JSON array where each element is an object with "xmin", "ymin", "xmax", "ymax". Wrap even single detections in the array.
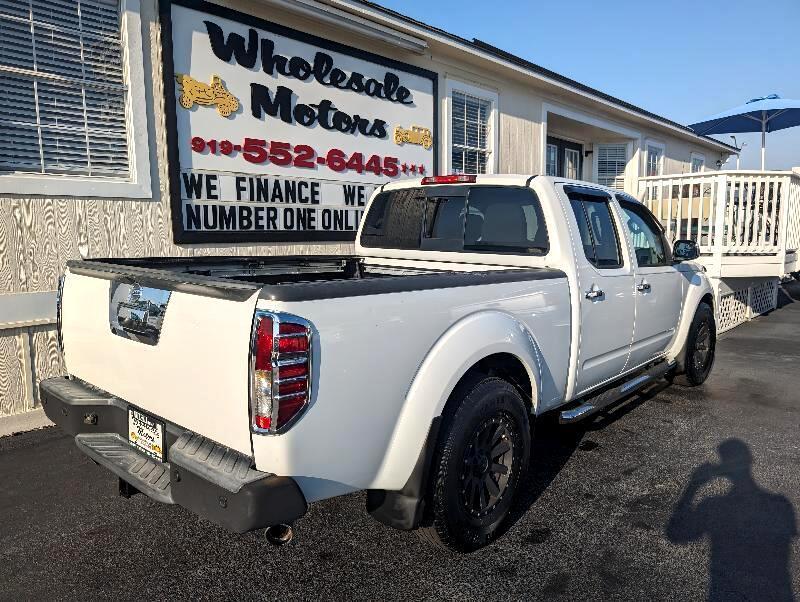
[
  {"xmin": 665, "ymin": 439, "xmax": 797, "ymax": 601},
  {"xmin": 497, "ymin": 382, "xmax": 671, "ymax": 541},
  {"xmin": 778, "ymin": 279, "xmax": 800, "ymax": 308}
]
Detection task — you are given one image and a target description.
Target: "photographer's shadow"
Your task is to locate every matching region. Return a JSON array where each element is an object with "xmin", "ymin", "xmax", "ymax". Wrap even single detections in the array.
[{"xmin": 666, "ymin": 439, "xmax": 797, "ymax": 601}]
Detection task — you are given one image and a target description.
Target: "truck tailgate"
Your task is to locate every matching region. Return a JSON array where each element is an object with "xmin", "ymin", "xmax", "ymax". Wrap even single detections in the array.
[{"xmin": 60, "ymin": 268, "xmax": 260, "ymax": 455}]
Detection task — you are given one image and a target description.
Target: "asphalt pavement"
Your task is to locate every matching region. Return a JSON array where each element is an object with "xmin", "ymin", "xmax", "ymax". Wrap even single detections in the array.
[{"xmin": 2, "ymin": 282, "xmax": 800, "ymax": 601}]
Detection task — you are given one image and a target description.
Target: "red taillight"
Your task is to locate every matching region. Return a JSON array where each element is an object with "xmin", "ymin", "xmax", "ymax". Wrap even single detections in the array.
[
  {"xmin": 279, "ymin": 322, "xmax": 307, "ymax": 335},
  {"xmin": 277, "ymin": 395, "xmax": 307, "ymax": 427},
  {"xmin": 254, "ymin": 316, "xmax": 274, "ymax": 370},
  {"xmin": 278, "ymin": 362, "xmax": 308, "ymax": 380},
  {"xmin": 251, "ymin": 312, "xmax": 312, "ymax": 433},
  {"xmin": 278, "ymin": 335, "xmax": 308, "ymax": 354},
  {"xmin": 278, "ymin": 379, "xmax": 307, "ymax": 395},
  {"xmin": 421, "ymin": 174, "xmax": 477, "ymax": 185}
]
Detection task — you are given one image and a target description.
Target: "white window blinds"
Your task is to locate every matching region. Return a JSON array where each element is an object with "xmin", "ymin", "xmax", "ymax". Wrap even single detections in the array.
[
  {"xmin": 0, "ymin": 0, "xmax": 129, "ymax": 177},
  {"xmin": 451, "ymin": 90, "xmax": 491, "ymax": 174},
  {"xmin": 597, "ymin": 144, "xmax": 627, "ymax": 189}
]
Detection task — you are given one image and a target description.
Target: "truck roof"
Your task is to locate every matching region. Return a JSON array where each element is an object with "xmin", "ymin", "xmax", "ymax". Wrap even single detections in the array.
[{"xmin": 380, "ymin": 174, "xmax": 641, "ymax": 201}]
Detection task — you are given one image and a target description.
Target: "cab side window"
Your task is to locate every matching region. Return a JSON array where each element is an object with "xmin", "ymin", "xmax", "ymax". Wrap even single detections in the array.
[
  {"xmin": 617, "ymin": 197, "xmax": 671, "ymax": 267},
  {"xmin": 566, "ymin": 187, "xmax": 623, "ymax": 269}
]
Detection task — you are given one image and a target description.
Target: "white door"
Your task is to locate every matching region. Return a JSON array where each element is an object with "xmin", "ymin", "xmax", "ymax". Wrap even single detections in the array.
[
  {"xmin": 617, "ymin": 195, "xmax": 683, "ymax": 369},
  {"xmin": 564, "ymin": 186, "xmax": 636, "ymax": 394}
]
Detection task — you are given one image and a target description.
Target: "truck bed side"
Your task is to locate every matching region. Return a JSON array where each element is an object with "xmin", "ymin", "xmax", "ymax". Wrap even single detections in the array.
[{"xmin": 248, "ymin": 269, "xmax": 571, "ymax": 500}]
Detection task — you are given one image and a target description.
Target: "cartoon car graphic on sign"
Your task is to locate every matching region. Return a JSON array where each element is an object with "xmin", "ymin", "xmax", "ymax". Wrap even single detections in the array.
[
  {"xmin": 175, "ymin": 74, "xmax": 239, "ymax": 118},
  {"xmin": 393, "ymin": 125, "xmax": 433, "ymax": 149}
]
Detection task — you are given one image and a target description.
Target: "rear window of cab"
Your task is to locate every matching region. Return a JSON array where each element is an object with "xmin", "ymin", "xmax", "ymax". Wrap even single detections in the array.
[{"xmin": 360, "ymin": 186, "xmax": 549, "ymax": 255}]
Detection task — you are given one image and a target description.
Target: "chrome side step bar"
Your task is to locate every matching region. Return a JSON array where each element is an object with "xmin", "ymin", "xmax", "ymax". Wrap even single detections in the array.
[{"xmin": 559, "ymin": 361, "xmax": 673, "ymax": 424}]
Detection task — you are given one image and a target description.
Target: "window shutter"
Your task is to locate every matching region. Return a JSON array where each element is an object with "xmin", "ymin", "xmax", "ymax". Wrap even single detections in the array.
[
  {"xmin": 0, "ymin": 0, "xmax": 128, "ymax": 177},
  {"xmin": 597, "ymin": 144, "xmax": 627, "ymax": 189}
]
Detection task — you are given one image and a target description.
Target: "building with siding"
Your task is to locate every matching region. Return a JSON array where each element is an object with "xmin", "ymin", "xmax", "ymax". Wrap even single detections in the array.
[{"xmin": 0, "ymin": 0, "xmax": 735, "ymax": 421}]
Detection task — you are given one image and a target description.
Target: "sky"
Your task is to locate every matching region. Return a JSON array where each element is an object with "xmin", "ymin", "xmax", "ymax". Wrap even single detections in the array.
[{"xmin": 376, "ymin": 0, "xmax": 800, "ymax": 171}]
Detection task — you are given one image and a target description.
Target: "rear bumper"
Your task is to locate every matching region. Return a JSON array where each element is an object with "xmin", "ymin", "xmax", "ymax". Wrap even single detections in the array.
[{"xmin": 40, "ymin": 377, "xmax": 307, "ymax": 533}]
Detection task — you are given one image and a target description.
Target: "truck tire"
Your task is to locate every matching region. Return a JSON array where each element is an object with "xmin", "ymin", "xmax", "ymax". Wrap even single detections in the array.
[
  {"xmin": 416, "ymin": 376, "xmax": 530, "ymax": 552},
  {"xmin": 674, "ymin": 302, "xmax": 716, "ymax": 386}
]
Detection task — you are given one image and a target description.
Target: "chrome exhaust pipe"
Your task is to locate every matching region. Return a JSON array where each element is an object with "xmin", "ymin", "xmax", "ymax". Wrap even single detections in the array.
[{"xmin": 265, "ymin": 523, "xmax": 293, "ymax": 546}]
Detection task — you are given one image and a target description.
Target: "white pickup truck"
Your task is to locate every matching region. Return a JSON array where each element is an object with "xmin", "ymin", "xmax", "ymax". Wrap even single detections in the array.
[{"xmin": 42, "ymin": 174, "xmax": 716, "ymax": 552}]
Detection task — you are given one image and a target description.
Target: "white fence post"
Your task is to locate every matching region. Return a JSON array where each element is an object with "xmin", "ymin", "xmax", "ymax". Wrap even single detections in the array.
[
  {"xmin": 712, "ymin": 173, "xmax": 728, "ymax": 279},
  {"xmin": 776, "ymin": 174, "xmax": 792, "ymax": 273}
]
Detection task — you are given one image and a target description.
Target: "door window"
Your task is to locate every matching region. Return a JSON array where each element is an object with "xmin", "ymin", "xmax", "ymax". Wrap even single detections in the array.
[
  {"xmin": 566, "ymin": 188, "xmax": 623, "ymax": 268},
  {"xmin": 546, "ymin": 144, "xmax": 558, "ymax": 176},
  {"xmin": 618, "ymin": 198, "xmax": 671, "ymax": 266},
  {"xmin": 547, "ymin": 137, "xmax": 583, "ymax": 178},
  {"xmin": 565, "ymin": 148, "xmax": 580, "ymax": 179}
]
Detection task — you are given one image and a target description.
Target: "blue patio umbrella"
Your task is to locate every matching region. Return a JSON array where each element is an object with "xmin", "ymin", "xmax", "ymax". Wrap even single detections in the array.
[{"xmin": 688, "ymin": 94, "xmax": 800, "ymax": 170}]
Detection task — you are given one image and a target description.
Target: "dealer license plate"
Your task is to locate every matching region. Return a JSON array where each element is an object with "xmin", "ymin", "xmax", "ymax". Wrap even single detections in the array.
[{"xmin": 128, "ymin": 407, "xmax": 165, "ymax": 462}]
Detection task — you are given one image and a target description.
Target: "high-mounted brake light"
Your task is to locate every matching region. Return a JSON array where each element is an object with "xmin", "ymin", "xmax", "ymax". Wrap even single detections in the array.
[
  {"xmin": 420, "ymin": 174, "xmax": 477, "ymax": 185},
  {"xmin": 250, "ymin": 312, "xmax": 312, "ymax": 434}
]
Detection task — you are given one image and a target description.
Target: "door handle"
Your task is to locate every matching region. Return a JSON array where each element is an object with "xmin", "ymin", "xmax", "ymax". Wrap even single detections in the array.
[
  {"xmin": 585, "ymin": 288, "xmax": 604, "ymax": 300},
  {"xmin": 637, "ymin": 282, "xmax": 651, "ymax": 292}
]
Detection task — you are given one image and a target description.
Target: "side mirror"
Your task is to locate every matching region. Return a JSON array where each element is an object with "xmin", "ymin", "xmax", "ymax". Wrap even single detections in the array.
[{"xmin": 673, "ymin": 239, "xmax": 700, "ymax": 262}]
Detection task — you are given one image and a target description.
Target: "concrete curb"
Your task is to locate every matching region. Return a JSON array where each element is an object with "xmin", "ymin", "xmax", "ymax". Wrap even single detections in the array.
[{"xmin": 0, "ymin": 408, "xmax": 54, "ymax": 438}]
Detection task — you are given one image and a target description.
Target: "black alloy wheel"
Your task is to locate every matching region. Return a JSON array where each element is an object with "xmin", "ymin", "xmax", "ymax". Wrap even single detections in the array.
[
  {"xmin": 692, "ymin": 321, "xmax": 712, "ymax": 374},
  {"xmin": 460, "ymin": 415, "xmax": 516, "ymax": 519},
  {"xmin": 674, "ymin": 302, "xmax": 716, "ymax": 386},
  {"xmin": 416, "ymin": 375, "xmax": 531, "ymax": 552}
]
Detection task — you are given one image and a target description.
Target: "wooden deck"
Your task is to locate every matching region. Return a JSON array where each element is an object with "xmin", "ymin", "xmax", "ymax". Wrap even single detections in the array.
[{"xmin": 638, "ymin": 170, "xmax": 800, "ymax": 331}]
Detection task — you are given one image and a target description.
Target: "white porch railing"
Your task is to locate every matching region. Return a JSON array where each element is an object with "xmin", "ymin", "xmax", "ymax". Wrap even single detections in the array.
[{"xmin": 637, "ymin": 170, "xmax": 800, "ymax": 277}]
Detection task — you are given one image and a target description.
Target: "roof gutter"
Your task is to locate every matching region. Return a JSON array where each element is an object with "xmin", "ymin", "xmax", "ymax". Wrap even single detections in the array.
[
  {"xmin": 321, "ymin": 0, "xmax": 737, "ymax": 154},
  {"xmin": 257, "ymin": 0, "xmax": 429, "ymax": 53}
]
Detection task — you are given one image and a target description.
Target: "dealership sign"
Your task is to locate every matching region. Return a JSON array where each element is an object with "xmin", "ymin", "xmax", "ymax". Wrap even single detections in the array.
[{"xmin": 161, "ymin": 0, "xmax": 438, "ymax": 243}]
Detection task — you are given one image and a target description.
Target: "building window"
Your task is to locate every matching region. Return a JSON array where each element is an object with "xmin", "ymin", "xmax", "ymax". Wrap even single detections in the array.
[
  {"xmin": 446, "ymin": 80, "xmax": 498, "ymax": 175},
  {"xmin": 0, "ymin": 0, "xmax": 130, "ymax": 177},
  {"xmin": 645, "ymin": 143, "xmax": 664, "ymax": 177},
  {"xmin": 451, "ymin": 90, "xmax": 493, "ymax": 174},
  {"xmin": 691, "ymin": 153, "xmax": 705, "ymax": 173},
  {"xmin": 0, "ymin": 0, "xmax": 149, "ymax": 198},
  {"xmin": 596, "ymin": 143, "xmax": 627, "ymax": 189},
  {"xmin": 546, "ymin": 143, "xmax": 558, "ymax": 176}
]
